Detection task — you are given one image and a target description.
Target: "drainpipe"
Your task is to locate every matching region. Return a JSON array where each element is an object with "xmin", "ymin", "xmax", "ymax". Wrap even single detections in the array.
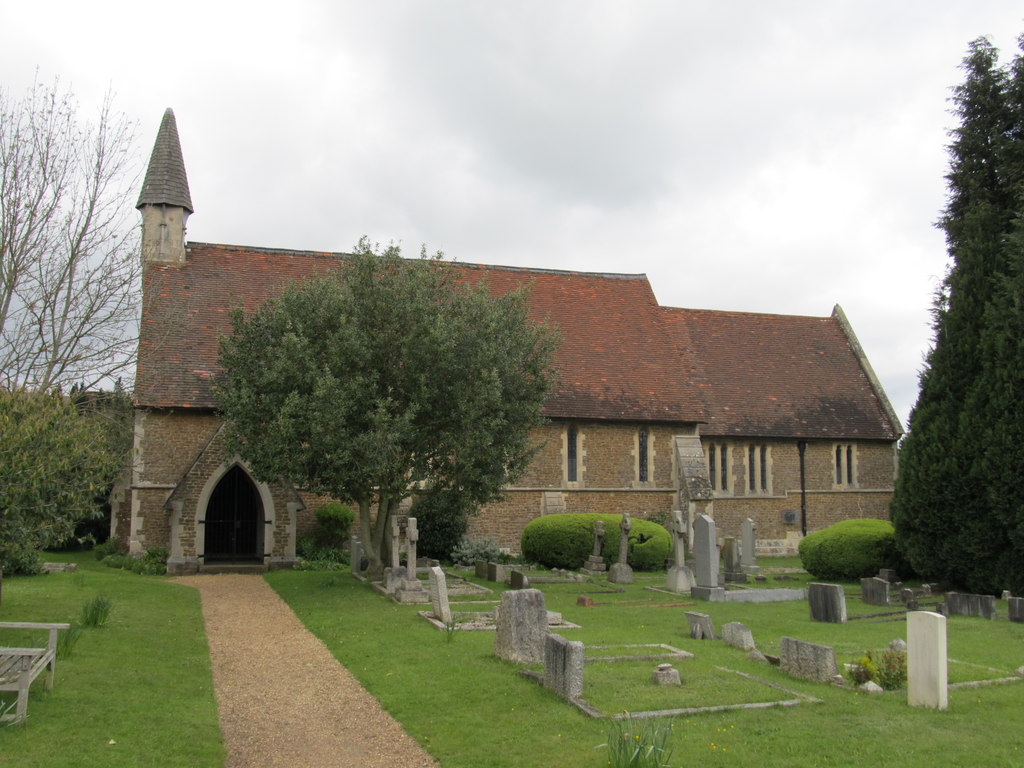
[{"xmin": 797, "ymin": 441, "xmax": 808, "ymax": 537}]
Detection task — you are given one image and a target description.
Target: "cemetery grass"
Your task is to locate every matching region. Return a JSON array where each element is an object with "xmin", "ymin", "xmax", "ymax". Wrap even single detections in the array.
[
  {"xmin": 269, "ymin": 564, "xmax": 1024, "ymax": 768},
  {"xmin": 0, "ymin": 552, "xmax": 224, "ymax": 768}
]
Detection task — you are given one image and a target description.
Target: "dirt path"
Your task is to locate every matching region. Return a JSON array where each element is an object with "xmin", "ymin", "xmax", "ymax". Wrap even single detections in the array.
[{"xmin": 175, "ymin": 574, "xmax": 440, "ymax": 768}]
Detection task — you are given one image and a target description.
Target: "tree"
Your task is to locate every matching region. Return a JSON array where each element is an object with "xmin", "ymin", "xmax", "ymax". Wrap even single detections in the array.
[
  {"xmin": 0, "ymin": 389, "xmax": 122, "ymax": 573},
  {"xmin": 0, "ymin": 79, "xmax": 139, "ymax": 392},
  {"xmin": 216, "ymin": 241, "xmax": 558, "ymax": 575},
  {"xmin": 891, "ymin": 36, "xmax": 1024, "ymax": 594}
]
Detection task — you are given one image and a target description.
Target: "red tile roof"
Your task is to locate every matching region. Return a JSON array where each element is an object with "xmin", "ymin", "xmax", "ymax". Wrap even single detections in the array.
[
  {"xmin": 661, "ymin": 306, "xmax": 901, "ymax": 440},
  {"xmin": 136, "ymin": 243, "xmax": 707, "ymax": 423}
]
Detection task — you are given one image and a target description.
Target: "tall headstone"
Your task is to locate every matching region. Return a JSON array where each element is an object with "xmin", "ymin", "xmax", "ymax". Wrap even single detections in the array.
[
  {"xmin": 722, "ymin": 536, "xmax": 746, "ymax": 582},
  {"xmin": 808, "ymin": 583, "xmax": 848, "ymax": 623},
  {"xmin": 583, "ymin": 521, "xmax": 607, "ymax": 573},
  {"xmin": 390, "ymin": 516, "xmax": 401, "ymax": 572},
  {"xmin": 779, "ymin": 636, "xmax": 838, "ymax": 683},
  {"xmin": 607, "ymin": 514, "xmax": 635, "ymax": 584},
  {"xmin": 393, "ymin": 517, "xmax": 426, "ymax": 602},
  {"xmin": 907, "ymin": 611, "xmax": 948, "ymax": 710},
  {"xmin": 691, "ymin": 514, "xmax": 725, "ymax": 600},
  {"xmin": 494, "ymin": 589, "xmax": 548, "ymax": 664},
  {"xmin": 428, "ymin": 566, "xmax": 452, "ymax": 624},
  {"xmin": 543, "ymin": 633, "xmax": 584, "ymax": 700},
  {"xmin": 740, "ymin": 518, "xmax": 760, "ymax": 574},
  {"xmin": 666, "ymin": 509, "xmax": 695, "ymax": 592},
  {"xmin": 349, "ymin": 536, "xmax": 363, "ymax": 576},
  {"xmin": 405, "ymin": 517, "xmax": 419, "ymax": 580}
]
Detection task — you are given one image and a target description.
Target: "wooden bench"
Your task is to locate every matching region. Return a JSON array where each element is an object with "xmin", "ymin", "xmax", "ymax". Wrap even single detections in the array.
[{"xmin": 0, "ymin": 622, "xmax": 70, "ymax": 724}]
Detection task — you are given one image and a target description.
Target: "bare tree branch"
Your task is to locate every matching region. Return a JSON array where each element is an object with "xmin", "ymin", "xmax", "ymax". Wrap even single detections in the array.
[{"xmin": 0, "ymin": 78, "xmax": 140, "ymax": 392}]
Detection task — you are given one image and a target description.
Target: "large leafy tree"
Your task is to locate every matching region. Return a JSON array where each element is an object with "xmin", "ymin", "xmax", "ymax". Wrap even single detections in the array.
[
  {"xmin": 891, "ymin": 36, "xmax": 1024, "ymax": 594},
  {"xmin": 217, "ymin": 241, "xmax": 558, "ymax": 575},
  {"xmin": 0, "ymin": 389, "xmax": 122, "ymax": 573}
]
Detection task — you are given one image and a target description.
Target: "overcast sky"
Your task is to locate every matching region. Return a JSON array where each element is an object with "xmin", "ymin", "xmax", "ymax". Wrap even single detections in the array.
[{"xmin": 3, "ymin": 1, "xmax": 1022, "ymax": 429}]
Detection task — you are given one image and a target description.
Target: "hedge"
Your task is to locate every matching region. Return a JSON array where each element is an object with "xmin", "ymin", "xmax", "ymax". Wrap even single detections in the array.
[
  {"xmin": 520, "ymin": 513, "xmax": 671, "ymax": 571},
  {"xmin": 798, "ymin": 518, "xmax": 907, "ymax": 581}
]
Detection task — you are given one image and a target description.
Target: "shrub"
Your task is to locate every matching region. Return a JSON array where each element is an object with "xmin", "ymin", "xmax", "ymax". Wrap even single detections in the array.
[
  {"xmin": 520, "ymin": 514, "xmax": 671, "ymax": 571},
  {"xmin": 875, "ymin": 648, "xmax": 907, "ymax": 690},
  {"xmin": 94, "ymin": 537, "xmax": 125, "ymax": 560},
  {"xmin": 412, "ymin": 490, "xmax": 475, "ymax": 561},
  {"xmin": 313, "ymin": 503, "xmax": 354, "ymax": 549},
  {"xmin": 0, "ymin": 543, "xmax": 43, "ymax": 575},
  {"xmin": 799, "ymin": 518, "xmax": 907, "ymax": 581},
  {"xmin": 296, "ymin": 534, "xmax": 348, "ymax": 569},
  {"xmin": 450, "ymin": 536, "xmax": 503, "ymax": 567},
  {"xmin": 101, "ymin": 546, "xmax": 166, "ymax": 575}
]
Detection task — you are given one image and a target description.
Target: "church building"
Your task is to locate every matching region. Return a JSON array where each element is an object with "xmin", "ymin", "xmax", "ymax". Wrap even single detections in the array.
[{"xmin": 114, "ymin": 110, "xmax": 903, "ymax": 573}]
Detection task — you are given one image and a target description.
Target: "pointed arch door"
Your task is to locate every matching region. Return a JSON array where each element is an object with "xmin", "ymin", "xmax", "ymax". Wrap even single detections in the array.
[{"xmin": 203, "ymin": 466, "xmax": 264, "ymax": 563}]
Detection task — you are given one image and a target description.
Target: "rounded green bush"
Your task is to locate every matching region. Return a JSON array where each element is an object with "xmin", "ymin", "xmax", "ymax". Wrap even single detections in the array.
[
  {"xmin": 521, "ymin": 513, "xmax": 671, "ymax": 571},
  {"xmin": 798, "ymin": 518, "xmax": 904, "ymax": 580},
  {"xmin": 313, "ymin": 503, "xmax": 355, "ymax": 548}
]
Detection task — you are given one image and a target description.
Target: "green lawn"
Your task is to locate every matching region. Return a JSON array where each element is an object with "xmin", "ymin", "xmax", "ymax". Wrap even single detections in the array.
[
  {"xmin": 3, "ymin": 556, "xmax": 1023, "ymax": 768},
  {"xmin": 268, "ymin": 567, "xmax": 1024, "ymax": 768},
  {"xmin": 0, "ymin": 552, "xmax": 224, "ymax": 768}
]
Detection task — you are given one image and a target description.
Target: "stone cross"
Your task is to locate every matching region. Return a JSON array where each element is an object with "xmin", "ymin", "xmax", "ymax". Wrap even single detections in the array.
[
  {"xmin": 592, "ymin": 521, "xmax": 605, "ymax": 557},
  {"xmin": 671, "ymin": 510, "xmax": 687, "ymax": 568},
  {"xmin": 390, "ymin": 516, "xmax": 401, "ymax": 572},
  {"xmin": 616, "ymin": 514, "xmax": 631, "ymax": 565},
  {"xmin": 406, "ymin": 517, "xmax": 419, "ymax": 580}
]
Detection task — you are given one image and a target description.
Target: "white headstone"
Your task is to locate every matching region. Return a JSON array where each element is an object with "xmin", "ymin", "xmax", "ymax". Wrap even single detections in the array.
[
  {"xmin": 428, "ymin": 566, "xmax": 452, "ymax": 624},
  {"xmin": 908, "ymin": 611, "xmax": 948, "ymax": 710}
]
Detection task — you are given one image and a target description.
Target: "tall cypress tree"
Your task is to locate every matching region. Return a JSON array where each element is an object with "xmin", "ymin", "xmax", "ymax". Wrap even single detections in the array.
[{"xmin": 891, "ymin": 36, "xmax": 1024, "ymax": 593}]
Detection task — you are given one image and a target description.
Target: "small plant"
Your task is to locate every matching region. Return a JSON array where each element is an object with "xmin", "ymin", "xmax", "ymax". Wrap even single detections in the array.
[
  {"xmin": 80, "ymin": 595, "xmax": 113, "ymax": 627},
  {"xmin": 875, "ymin": 648, "xmax": 907, "ymax": 690},
  {"xmin": 599, "ymin": 715, "xmax": 675, "ymax": 768},
  {"xmin": 846, "ymin": 653, "xmax": 878, "ymax": 686},
  {"xmin": 443, "ymin": 618, "xmax": 458, "ymax": 643},
  {"xmin": 93, "ymin": 537, "xmax": 125, "ymax": 561},
  {"xmin": 56, "ymin": 623, "xmax": 83, "ymax": 659}
]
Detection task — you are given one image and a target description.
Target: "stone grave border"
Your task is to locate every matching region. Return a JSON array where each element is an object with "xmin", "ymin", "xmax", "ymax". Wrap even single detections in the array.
[
  {"xmin": 417, "ymin": 607, "xmax": 581, "ymax": 632},
  {"xmin": 519, "ymin": 642, "xmax": 820, "ymax": 719}
]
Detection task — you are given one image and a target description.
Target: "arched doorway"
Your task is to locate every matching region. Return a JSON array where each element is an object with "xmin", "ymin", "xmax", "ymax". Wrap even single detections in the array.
[{"xmin": 203, "ymin": 466, "xmax": 263, "ymax": 563}]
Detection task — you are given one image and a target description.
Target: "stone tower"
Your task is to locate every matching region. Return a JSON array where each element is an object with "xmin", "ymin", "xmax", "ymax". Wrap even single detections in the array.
[{"xmin": 137, "ymin": 109, "xmax": 193, "ymax": 265}]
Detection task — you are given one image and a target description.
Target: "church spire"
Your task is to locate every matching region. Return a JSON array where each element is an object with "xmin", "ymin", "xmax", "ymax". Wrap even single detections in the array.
[{"xmin": 138, "ymin": 109, "xmax": 193, "ymax": 265}]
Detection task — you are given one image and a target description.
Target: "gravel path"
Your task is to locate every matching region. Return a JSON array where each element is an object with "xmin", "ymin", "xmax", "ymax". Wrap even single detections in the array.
[{"xmin": 175, "ymin": 574, "xmax": 440, "ymax": 768}]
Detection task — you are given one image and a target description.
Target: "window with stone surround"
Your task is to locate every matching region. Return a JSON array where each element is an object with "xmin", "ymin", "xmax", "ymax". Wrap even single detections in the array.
[
  {"xmin": 638, "ymin": 427, "xmax": 650, "ymax": 482},
  {"xmin": 747, "ymin": 444, "xmax": 771, "ymax": 494},
  {"xmin": 834, "ymin": 443, "xmax": 857, "ymax": 488},
  {"xmin": 706, "ymin": 441, "xmax": 730, "ymax": 493},
  {"xmin": 566, "ymin": 424, "xmax": 579, "ymax": 484}
]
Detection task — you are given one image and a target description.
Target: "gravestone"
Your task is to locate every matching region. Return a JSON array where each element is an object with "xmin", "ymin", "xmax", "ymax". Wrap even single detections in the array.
[
  {"xmin": 722, "ymin": 536, "xmax": 746, "ymax": 582},
  {"xmin": 1009, "ymin": 597, "xmax": 1023, "ymax": 623},
  {"xmin": 543, "ymin": 633, "xmax": 584, "ymax": 700},
  {"xmin": 583, "ymin": 521, "xmax": 607, "ymax": 573},
  {"xmin": 860, "ymin": 577, "xmax": 890, "ymax": 606},
  {"xmin": 740, "ymin": 517, "xmax": 760, "ymax": 574},
  {"xmin": 666, "ymin": 509, "xmax": 695, "ymax": 592},
  {"xmin": 393, "ymin": 517, "xmax": 426, "ymax": 601},
  {"xmin": 428, "ymin": 566, "xmax": 452, "ymax": 624},
  {"xmin": 907, "ymin": 611, "xmax": 948, "ymax": 710},
  {"xmin": 651, "ymin": 663, "xmax": 681, "ymax": 685},
  {"xmin": 349, "ymin": 536, "xmax": 363, "ymax": 576},
  {"xmin": 390, "ymin": 516, "xmax": 402, "ymax": 572},
  {"xmin": 494, "ymin": 589, "xmax": 548, "ymax": 664},
  {"xmin": 510, "ymin": 569, "xmax": 530, "ymax": 589},
  {"xmin": 607, "ymin": 514, "xmax": 635, "ymax": 585},
  {"xmin": 685, "ymin": 611, "xmax": 715, "ymax": 640},
  {"xmin": 877, "ymin": 568, "xmax": 898, "ymax": 583},
  {"xmin": 487, "ymin": 562, "xmax": 506, "ymax": 583},
  {"xmin": 808, "ymin": 583, "xmax": 847, "ymax": 623},
  {"xmin": 779, "ymin": 636, "xmax": 838, "ymax": 683},
  {"xmin": 691, "ymin": 514, "xmax": 725, "ymax": 600},
  {"xmin": 475, "ymin": 560, "xmax": 488, "ymax": 579},
  {"xmin": 945, "ymin": 592, "xmax": 997, "ymax": 619},
  {"xmin": 722, "ymin": 621, "xmax": 756, "ymax": 651}
]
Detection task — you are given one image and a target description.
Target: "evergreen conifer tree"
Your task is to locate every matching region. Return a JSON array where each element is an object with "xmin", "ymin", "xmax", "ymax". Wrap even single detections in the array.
[{"xmin": 891, "ymin": 36, "xmax": 1024, "ymax": 593}]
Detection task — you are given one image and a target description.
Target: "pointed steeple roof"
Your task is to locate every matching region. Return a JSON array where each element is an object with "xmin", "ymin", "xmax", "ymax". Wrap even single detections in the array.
[{"xmin": 137, "ymin": 108, "xmax": 194, "ymax": 213}]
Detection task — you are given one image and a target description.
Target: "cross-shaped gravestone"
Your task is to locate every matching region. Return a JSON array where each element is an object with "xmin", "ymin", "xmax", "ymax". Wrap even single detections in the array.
[
  {"xmin": 390, "ymin": 516, "xmax": 401, "ymax": 572},
  {"xmin": 405, "ymin": 517, "xmax": 419, "ymax": 580}
]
